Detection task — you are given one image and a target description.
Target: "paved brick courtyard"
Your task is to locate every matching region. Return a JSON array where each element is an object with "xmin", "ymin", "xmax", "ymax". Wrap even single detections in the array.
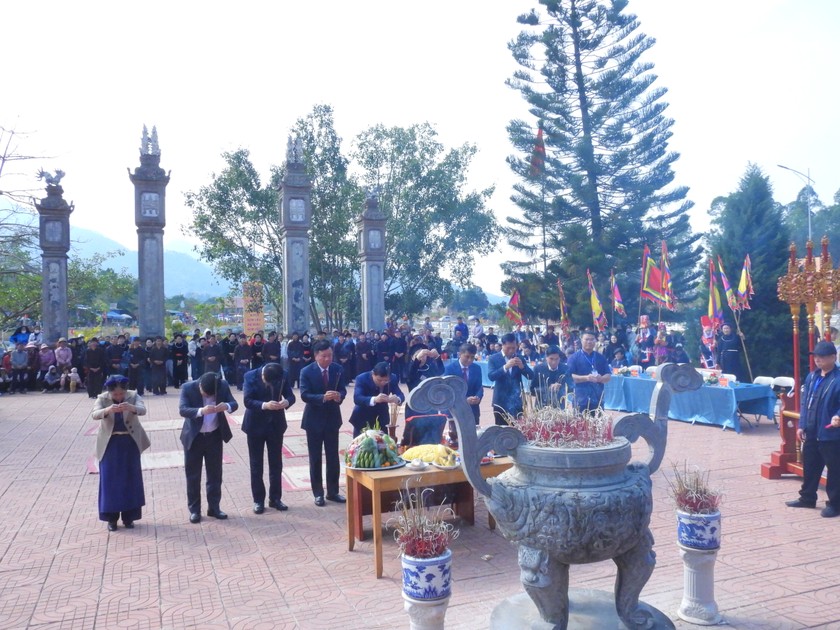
[{"xmin": 0, "ymin": 386, "xmax": 838, "ymax": 629}]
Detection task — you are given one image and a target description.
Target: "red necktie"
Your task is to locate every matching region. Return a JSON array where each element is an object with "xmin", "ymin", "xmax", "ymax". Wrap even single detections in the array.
[
  {"xmin": 322, "ymin": 369, "xmax": 329, "ymax": 390},
  {"xmin": 462, "ymin": 367, "xmax": 468, "ymax": 382}
]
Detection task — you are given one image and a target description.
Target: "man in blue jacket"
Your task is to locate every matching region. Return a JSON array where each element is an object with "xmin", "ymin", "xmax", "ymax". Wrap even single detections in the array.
[
  {"xmin": 488, "ymin": 333, "xmax": 534, "ymax": 425},
  {"xmin": 300, "ymin": 340, "xmax": 347, "ymax": 507},
  {"xmin": 786, "ymin": 341, "xmax": 840, "ymax": 517},
  {"xmin": 348, "ymin": 361, "xmax": 404, "ymax": 437},
  {"xmin": 242, "ymin": 363, "xmax": 295, "ymax": 514},
  {"xmin": 443, "ymin": 342, "xmax": 484, "ymax": 424}
]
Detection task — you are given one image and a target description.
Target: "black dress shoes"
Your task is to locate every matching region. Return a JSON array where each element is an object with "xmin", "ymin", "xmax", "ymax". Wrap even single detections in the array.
[
  {"xmin": 207, "ymin": 509, "xmax": 228, "ymax": 520},
  {"xmin": 107, "ymin": 521, "xmax": 118, "ymax": 532},
  {"xmin": 253, "ymin": 503, "xmax": 265, "ymax": 514},
  {"xmin": 268, "ymin": 499, "xmax": 288, "ymax": 511},
  {"xmin": 123, "ymin": 521, "xmax": 134, "ymax": 529},
  {"xmin": 821, "ymin": 505, "xmax": 839, "ymax": 518},
  {"xmin": 314, "ymin": 496, "xmax": 326, "ymax": 507},
  {"xmin": 189, "ymin": 513, "xmax": 201, "ymax": 524},
  {"xmin": 785, "ymin": 498, "xmax": 817, "ymax": 509},
  {"xmin": 326, "ymin": 494, "xmax": 346, "ymax": 504}
]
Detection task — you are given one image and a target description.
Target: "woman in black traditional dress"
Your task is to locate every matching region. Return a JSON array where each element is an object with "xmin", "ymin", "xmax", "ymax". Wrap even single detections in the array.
[{"xmin": 92, "ymin": 375, "xmax": 150, "ymax": 531}]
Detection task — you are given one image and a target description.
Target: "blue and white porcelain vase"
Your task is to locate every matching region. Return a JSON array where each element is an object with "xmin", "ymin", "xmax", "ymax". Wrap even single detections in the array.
[
  {"xmin": 401, "ymin": 548, "xmax": 453, "ymax": 600},
  {"xmin": 676, "ymin": 510, "xmax": 721, "ymax": 550}
]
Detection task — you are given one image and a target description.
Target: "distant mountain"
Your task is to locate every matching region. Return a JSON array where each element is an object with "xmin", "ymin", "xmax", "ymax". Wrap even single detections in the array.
[
  {"xmin": 70, "ymin": 227, "xmax": 232, "ymax": 299},
  {"xmin": 484, "ymin": 291, "xmax": 507, "ymax": 305}
]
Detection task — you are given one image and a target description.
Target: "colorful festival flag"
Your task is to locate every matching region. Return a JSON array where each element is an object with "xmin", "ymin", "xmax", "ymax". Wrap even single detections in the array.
[
  {"xmin": 661, "ymin": 241, "xmax": 676, "ymax": 311},
  {"xmin": 587, "ymin": 270, "xmax": 608, "ymax": 332},
  {"xmin": 640, "ymin": 245, "xmax": 666, "ymax": 306},
  {"xmin": 610, "ymin": 270, "xmax": 626, "ymax": 317},
  {"xmin": 736, "ymin": 254, "xmax": 754, "ymax": 309},
  {"xmin": 717, "ymin": 256, "xmax": 738, "ymax": 311},
  {"xmin": 529, "ymin": 126, "xmax": 545, "ymax": 179},
  {"xmin": 556, "ymin": 279, "xmax": 571, "ymax": 331},
  {"xmin": 506, "ymin": 289, "xmax": 524, "ymax": 326},
  {"xmin": 707, "ymin": 259, "xmax": 723, "ymax": 329}
]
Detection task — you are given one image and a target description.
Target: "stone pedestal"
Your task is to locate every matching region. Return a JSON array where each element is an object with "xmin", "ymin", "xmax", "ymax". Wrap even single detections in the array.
[
  {"xmin": 677, "ymin": 545, "xmax": 722, "ymax": 625},
  {"xmin": 402, "ymin": 593, "xmax": 449, "ymax": 630},
  {"xmin": 278, "ymin": 136, "xmax": 312, "ymax": 334},
  {"xmin": 490, "ymin": 589, "xmax": 675, "ymax": 630},
  {"xmin": 35, "ymin": 181, "xmax": 74, "ymax": 344},
  {"xmin": 129, "ymin": 125, "xmax": 169, "ymax": 339},
  {"xmin": 356, "ymin": 192, "xmax": 386, "ymax": 332}
]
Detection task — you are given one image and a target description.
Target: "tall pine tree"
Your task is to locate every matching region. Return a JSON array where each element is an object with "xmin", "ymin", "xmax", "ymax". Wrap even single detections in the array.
[
  {"xmin": 707, "ymin": 164, "xmax": 791, "ymax": 377},
  {"xmin": 505, "ymin": 0, "xmax": 701, "ymax": 326}
]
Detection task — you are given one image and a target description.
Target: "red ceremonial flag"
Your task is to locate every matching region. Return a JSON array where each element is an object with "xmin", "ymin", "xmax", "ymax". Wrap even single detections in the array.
[
  {"xmin": 707, "ymin": 258, "xmax": 723, "ymax": 330},
  {"xmin": 717, "ymin": 256, "xmax": 739, "ymax": 312},
  {"xmin": 640, "ymin": 245, "xmax": 666, "ymax": 306},
  {"xmin": 610, "ymin": 270, "xmax": 626, "ymax": 317},
  {"xmin": 661, "ymin": 241, "xmax": 676, "ymax": 311},
  {"xmin": 736, "ymin": 254, "xmax": 754, "ymax": 309},
  {"xmin": 506, "ymin": 289, "xmax": 524, "ymax": 326},
  {"xmin": 529, "ymin": 126, "xmax": 545, "ymax": 179}
]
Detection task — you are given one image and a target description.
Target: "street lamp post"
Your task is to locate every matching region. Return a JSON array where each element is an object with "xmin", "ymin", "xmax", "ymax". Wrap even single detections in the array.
[{"xmin": 777, "ymin": 164, "xmax": 814, "ymax": 241}]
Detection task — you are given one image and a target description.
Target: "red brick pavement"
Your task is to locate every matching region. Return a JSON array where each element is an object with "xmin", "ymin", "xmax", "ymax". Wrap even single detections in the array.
[{"xmin": 0, "ymin": 386, "xmax": 837, "ymax": 629}]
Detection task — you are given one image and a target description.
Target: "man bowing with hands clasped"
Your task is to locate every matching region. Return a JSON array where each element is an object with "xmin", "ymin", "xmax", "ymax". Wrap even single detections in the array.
[
  {"xmin": 179, "ymin": 372, "xmax": 238, "ymax": 524},
  {"xmin": 243, "ymin": 363, "xmax": 295, "ymax": 514}
]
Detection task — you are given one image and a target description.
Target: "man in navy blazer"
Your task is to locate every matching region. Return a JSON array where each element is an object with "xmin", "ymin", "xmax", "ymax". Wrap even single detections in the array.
[
  {"xmin": 242, "ymin": 363, "xmax": 295, "ymax": 514},
  {"xmin": 443, "ymin": 342, "xmax": 484, "ymax": 424},
  {"xmin": 488, "ymin": 333, "xmax": 534, "ymax": 425},
  {"xmin": 300, "ymin": 340, "xmax": 347, "ymax": 507},
  {"xmin": 349, "ymin": 361, "xmax": 404, "ymax": 437},
  {"xmin": 179, "ymin": 372, "xmax": 239, "ymax": 523}
]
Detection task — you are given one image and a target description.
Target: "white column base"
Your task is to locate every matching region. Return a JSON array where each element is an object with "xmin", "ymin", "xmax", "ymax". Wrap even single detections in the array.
[
  {"xmin": 402, "ymin": 592, "xmax": 450, "ymax": 630},
  {"xmin": 677, "ymin": 544, "xmax": 723, "ymax": 626}
]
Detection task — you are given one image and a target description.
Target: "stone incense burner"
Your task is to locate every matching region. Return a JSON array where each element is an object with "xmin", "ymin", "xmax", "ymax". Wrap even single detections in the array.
[{"xmin": 407, "ymin": 363, "xmax": 702, "ymax": 630}]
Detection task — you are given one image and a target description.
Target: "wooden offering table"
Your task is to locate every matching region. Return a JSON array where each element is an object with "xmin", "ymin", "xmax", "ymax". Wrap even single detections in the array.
[{"xmin": 345, "ymin": 458, "xmax": 513, "ymax": 578}]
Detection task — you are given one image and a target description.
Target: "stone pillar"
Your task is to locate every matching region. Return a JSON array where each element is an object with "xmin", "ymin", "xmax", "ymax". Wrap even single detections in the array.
[
  {"xmin": 278, "ymin": 136, "xmax": 312, "ymax": 335},
  {"xmin": 355, "ymin": 191, "xmax": 386, "ymax": 332},
  {"xmin": 677, "ymin": 546, "xmax": 722, "ymax": 625},
  {"xmin": 402, "ymin": 593, "xmax": 449, "ymax": 630},
  {"xmin": 34, "ymin": 174, "xmax": 74, "ymax": 345},
  {"xmin": 128, "ymin": 125, "xmax": 170, "ymax": 339}
]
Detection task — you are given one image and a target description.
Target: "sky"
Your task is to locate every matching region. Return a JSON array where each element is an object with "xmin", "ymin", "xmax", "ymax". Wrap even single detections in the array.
[{"xmin": 4, "ymin": 0, "xmax": 838, "ymax": 296}]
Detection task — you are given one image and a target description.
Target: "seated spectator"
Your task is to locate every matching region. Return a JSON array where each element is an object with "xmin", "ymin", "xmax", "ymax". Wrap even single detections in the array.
[
  {"xmin": 610, "ymin": 348, "xmax": 630, "ymax": 369},
  {"xmin": 0, "ymin": 368, "xmax": 10, "ymax": 395},
  {"xmin": 43, "ymin": 366, "xmax": 62, "ymax": 392}
]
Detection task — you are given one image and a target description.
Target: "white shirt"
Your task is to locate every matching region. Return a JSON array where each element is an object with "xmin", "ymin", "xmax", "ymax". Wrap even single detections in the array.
[{"xmin": 200, "ymin": 393, "xmax": 226, "ymax": 433}]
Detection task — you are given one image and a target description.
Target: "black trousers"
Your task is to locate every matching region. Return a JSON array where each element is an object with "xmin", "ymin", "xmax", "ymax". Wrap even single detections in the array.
[
  {"xmin": 800, "ymin": 438, "xmax": 840, "ymax": 508},
  {"xmin": 185, "ymin": 429, "xmax": 223, "ymax": 514},
  {"xmin": 305, "ymin": 426, "xmax": 340, "ymax": 498},
  {"xmin": 247, "ymin": 432, "xmax": 284, "ymax": 503},
  {"xmin": 87, "ymin": 369, "xmax": 104, "ymax": 397},
  {"xmin": 150, "ymin": 364, "xmax": 167, "ymax": 394},
  {"xmin": 173, "ymin": 361, "xmax": 188, "ymax": 388},
  {"xmin": 128, "ymin": 365, "xmax": 145, "ymax": 395}
]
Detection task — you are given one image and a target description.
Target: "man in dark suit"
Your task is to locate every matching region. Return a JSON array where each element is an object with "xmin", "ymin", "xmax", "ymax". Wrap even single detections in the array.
[
  {"xmin": 442, "ymin": 342, "xmax": 484, "ymax": 424},
  {"xmin": 179, "ymin": 372, "xmax": 239, "ymax": 523},
  {"xmin": 488, "ymin": 333, "xmax": 534, "ymax": 425},
  {"xmin": 530, "ymin": 346, "xmax": 569, "ymax": 407},
  {"xmin": 349, "ymin": 361, "xmax": 404, "ymax": 437},
  {"xmin": 300, "ymin": 340, "xmax": 347, "ymax": 507},
  {"xmin": 242, "ymin": 363, "xmax": 295, "ymax": 514}
]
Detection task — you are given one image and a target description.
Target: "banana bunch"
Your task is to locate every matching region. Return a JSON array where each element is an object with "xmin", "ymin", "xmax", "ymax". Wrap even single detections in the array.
[{"xmin": 402, "ymin": 444, "xmax": 458, "ymax": 467}]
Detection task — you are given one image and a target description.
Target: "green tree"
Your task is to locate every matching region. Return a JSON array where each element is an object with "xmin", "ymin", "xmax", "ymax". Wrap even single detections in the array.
[
  {"xmin": 450, "ymin": 285, "xmax": 491, "ymax": 315},
  {"xmin": 504, "ymin": 0, "xmax": 701, "ymax": 326},
  {"xmin": 67, "ymin": 252, "xmax": 138, "ymax": 315},
  {"xmin": 783, "ymin": 186, "xmax": 840, "ymax": 262},
  {"xmin": 707, "ymin": 164, "xmax": 791, "ymax": 377},
  {"xmin": 353, "ymin": 123, "xmax": 497, "ymax": 316}
]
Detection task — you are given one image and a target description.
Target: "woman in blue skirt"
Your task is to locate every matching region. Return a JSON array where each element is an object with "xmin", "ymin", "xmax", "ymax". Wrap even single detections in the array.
[{"xmin": 92, "ymin": 375, "xmax": 151, "ymax": 531}]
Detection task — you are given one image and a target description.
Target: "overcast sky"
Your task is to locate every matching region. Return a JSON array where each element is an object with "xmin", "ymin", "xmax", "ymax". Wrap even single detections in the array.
[{"xmin": 4, "ymin": 0, "xmax": 837, "ymax": 295}]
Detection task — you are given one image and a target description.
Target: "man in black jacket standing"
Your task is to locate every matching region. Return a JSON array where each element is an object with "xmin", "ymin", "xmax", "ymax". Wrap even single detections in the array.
[{"xmin": 242, "ymin": 363, "xmax": 295, "ymax": 513}]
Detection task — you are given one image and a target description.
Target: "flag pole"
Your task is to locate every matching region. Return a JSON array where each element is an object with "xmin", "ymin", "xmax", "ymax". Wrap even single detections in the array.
[
  {"xmin": 610, "ymin": 270, "xmax": 615, "ymax": 330},
  {"xmin": 734, "ymin": 310, "xmax": 754, "ymax": 382}
]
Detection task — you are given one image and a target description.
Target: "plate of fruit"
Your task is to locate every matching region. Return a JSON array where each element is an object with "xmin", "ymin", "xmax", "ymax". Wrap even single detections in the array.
[
  {"xmin": 344, "ymin": 430, "xmax": 405, "ymax": 470},
  {"xmin": 402, "ymin": 444, "xmax": 460, "ymax": 470}
]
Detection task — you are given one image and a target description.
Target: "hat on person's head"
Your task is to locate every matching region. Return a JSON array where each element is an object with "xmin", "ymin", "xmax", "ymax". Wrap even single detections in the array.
[
  {"xmin": 41, "ymin": 344, "xmax": 49, "ymax": 349},
  {"xmin": 613, "ymin": 347, "xmax": 625, "ymax": 356},
  {"xmin": 58, "ymin": 337, "xmax": 67, "ymax": 342},
  {"xmin": 811, "ymin": 341, "xmax": 837, "ymax": 357}
]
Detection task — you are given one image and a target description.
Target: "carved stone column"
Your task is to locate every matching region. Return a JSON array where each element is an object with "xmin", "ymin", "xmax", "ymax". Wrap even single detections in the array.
[
  {"xmin": 402, "ymin": 593, "xmax": 449, "ymax": 630},
  {"xmin": 128, "ymin": 125, "xmax": 170, "ymax": 339},
  {"xmin": 355, "ymin": 191, "xmax": 386, "ymax": 332},
  {"xmin": 278, "ymin": 136, "xmax": 312, "ymax": 335},
  {"xmin": 34, "ymin": 178, "xmax": 74, "ymax": 344},
  {"xmin": 677, "ymin": 545, "xmax": 722, "ymax": 626}
]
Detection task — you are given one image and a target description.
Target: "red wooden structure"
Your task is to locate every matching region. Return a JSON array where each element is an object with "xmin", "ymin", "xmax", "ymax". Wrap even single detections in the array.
[{"xmin": 761, "ymin": 237, "xmax": 836, "ymax": 480}]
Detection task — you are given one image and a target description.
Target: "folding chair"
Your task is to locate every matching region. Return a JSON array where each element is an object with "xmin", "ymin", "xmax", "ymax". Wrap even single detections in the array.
[{"xmin": 771, "ymin": 376, "xmax": 796, "ymax": 426}]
